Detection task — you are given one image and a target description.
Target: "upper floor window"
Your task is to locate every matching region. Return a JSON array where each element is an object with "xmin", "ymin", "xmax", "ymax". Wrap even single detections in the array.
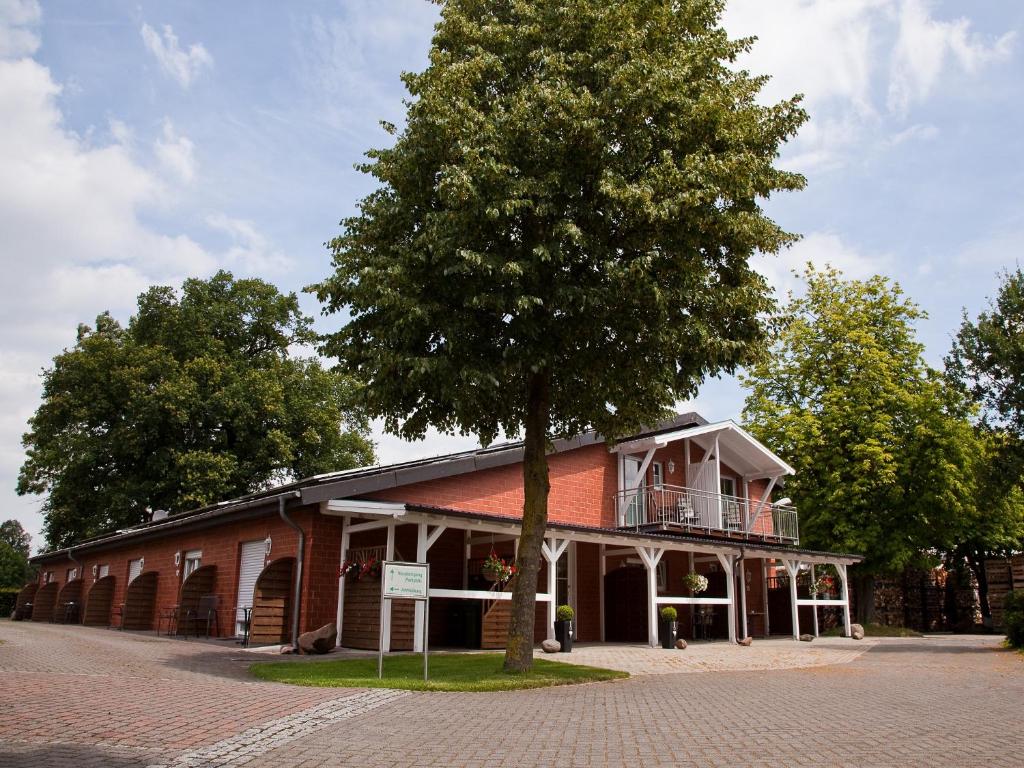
[
  {"xmin": 720, "ymin": 476, "xmax": 736, "ymax": 498},
  {"xmin": 67, "ymin": 567, "xmax": 77, "ymax": 581},
  {"xmin": 183, "ymin": 550, "xmax": 202, "ymax": 578},
  {"xmin": 44, "ymin": 571, "xmax": 53, "ymax": 584},
  {"xmin": 652, "ymin": 462, "xmax": 664, "ymax": 488}
]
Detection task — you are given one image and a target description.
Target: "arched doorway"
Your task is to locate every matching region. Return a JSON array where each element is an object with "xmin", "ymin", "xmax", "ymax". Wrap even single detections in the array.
[
  {"xmin": 31, "ymin": 582, "xmax": 59, "ymax": 622},
  {"xmin": 249, "ymin": 557, "xmax": 294, "ymax": 645},
  {"xmin": 14, "ymin": 583, "xmax": 38, "ymax": 620},
  {"xmin": 123, "ymin": 571, "xmax": 158, "ymax": 630},
  {"xmin": 177, "ymin": 564, "xmax": 217, "ymax": 636},
  {"xmin": 84, "ymin": 576, "xmax": 116, "ymax": 626},
  {"xmin": 54, "ymin": 578, "xmax": 84, "ymax": 623}
]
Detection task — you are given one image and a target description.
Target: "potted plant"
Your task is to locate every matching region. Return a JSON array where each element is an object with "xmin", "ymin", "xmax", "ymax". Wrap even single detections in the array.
[
  {"xmin": 811, "ymin": 575, "xmax": 833, "ymax": 599},
  {"xmin": 481, "ymin": 552, "xmax": 515, "ymax": 583},
  {"xmin": 554, "ymin": 604, "xmax": 574, "ymax": 652},
  {"xmin": 683, "ymin": 572, "xmax": 709, "ymax": 594},
  {"xmin": 659, "ymin": 605, "xmax": 678, "ymax": 649}
]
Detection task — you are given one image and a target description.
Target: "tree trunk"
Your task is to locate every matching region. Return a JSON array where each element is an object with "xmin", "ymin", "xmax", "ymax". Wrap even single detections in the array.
[
  {"xmin": 966, "ymin": 550, "xmax": 991, "ymax": 624},
  {"xmin": 854, "ymin": 569, "xmax": 875, "ymax": 625},
  {"xmin": 503, "ymin": 371, "xmax": 551, "ymax": 673}
]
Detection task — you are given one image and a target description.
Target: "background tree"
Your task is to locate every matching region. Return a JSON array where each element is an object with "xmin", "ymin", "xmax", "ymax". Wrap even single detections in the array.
[
  {"xmin": 19, "ymin": 271, "xmax": 375, "ymax": 549},
  {"xmin": 311, "ymin": 0, "xmax": 806, "ymax": 671},
  {"xmin": 742, "ymin": 266, "xmax": 974, "ymax": 622},
  {"xmin": 946, "ymin": 268, "xmax": 1024, "ymax": 619},
  {"xmin": 0, "ymin": 540, "xmax": 31, "ymax": 589},
  {"xmin": 0, "ymin": 519, "xmax": 31, "ymax": 558}
]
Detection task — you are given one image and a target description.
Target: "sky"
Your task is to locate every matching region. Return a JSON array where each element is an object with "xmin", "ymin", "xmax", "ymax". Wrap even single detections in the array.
[{"xmin": 1, "ymin": 0, "xmax": 1022, "ymax": 551}]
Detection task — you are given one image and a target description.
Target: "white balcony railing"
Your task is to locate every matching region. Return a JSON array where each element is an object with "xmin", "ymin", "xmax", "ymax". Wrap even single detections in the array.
[{"xmin": 612, "ymin": 484, "xmax": 799, "ymax": 543}]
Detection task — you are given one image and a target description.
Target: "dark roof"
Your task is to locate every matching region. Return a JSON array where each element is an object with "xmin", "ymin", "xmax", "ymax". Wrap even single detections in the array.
[{"xmin": 32, "ymin": 411, "xmax": 707, "ymax": 561}]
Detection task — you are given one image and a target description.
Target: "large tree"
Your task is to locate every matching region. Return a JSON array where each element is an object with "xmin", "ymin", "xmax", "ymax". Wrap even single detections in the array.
[
  {"xmin": 311, "ymin": 0, "xmax": 806, "ymax": 670},
  {"xmin": 741, "ymin": 266, "xmax": 974, "ymax": 622},
  {"xmin": 19, "ymin": 271, "xmax": 375, "ymax": 548}
]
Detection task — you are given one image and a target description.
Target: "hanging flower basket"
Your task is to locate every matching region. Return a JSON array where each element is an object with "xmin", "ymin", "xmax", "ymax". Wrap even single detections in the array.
[
  {"xmin": 811, "ymin": 575, "xmax": 834, "ymax": 597},
  {"xmin": 339, "ymin": 557, "xmax": 381, "ymax": 582},
  {"xmin": 481, "ymin": 552, "xmax": 516, "ymax": 584},
  {"xmin": 684, "ymin": 572, "xmax": 709, "ymax": 594}
]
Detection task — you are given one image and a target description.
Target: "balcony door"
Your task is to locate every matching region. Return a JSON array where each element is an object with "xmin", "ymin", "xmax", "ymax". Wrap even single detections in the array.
[{"xmin": 623, "ymin": 457, "xmax": 646, "ymax": 526}]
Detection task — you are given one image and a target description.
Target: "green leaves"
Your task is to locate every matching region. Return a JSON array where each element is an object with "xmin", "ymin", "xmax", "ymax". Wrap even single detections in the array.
[
  {"xmin": 19, "ymin": 271, "xmax": 374, "ymax": 549},
  {"xmin": 310, "ymin": 0, "xmax": 807, "ymax": 445},
  {"xmin": 741, "ymin": 266, "xmax": 977, "ymax": 574}
]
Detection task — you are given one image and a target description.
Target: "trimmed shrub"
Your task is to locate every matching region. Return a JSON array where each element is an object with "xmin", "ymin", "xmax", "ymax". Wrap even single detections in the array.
[
  {"xmin": 555, "ymin": 604, "xmax": 574, "ymax": 622},
  {"xmin": 660, "ymin": 606, "xmax": 678, "ymax": 621},
  {"xmin": 1005, "ymin": 590, "xmax": 1024, "ymax": 648}
]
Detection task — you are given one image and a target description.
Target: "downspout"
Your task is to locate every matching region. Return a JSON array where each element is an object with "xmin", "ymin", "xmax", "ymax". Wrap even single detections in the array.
[
  {"xmin": 68, "ymin": 547, "xmax": 83, "ymax": 582},
  {"xmin": 278, "ymin": 492, "xmax": 305, "ymax": 648}
]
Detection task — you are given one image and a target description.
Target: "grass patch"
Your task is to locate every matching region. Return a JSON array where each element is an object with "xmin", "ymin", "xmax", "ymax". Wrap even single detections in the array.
[
  {"xmin": 250, "ymin": 652, "xmax": 628, "ymax": 692},
  {"xmin": 822, "ymin": 623, "xmax": 922, "ymax": 638}
]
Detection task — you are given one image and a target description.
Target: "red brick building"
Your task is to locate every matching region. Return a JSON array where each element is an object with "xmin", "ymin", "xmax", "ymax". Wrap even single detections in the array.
[{"xmin": 25, "ymin": 412, "xmax": 860, "ymax": 649}]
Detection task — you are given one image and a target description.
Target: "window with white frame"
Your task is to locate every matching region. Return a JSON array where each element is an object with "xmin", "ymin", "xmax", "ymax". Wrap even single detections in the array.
[
  {"xmin": 183, "ymin": 549, "xmax": 202, "ymax": 578},
  {"xmin": 652, "ymin": 462, "xmax": 664, "ymax": 488},
  {"xmin": 67, "ymin": 567, "xmax": 77, "ymax": 581},
  {"xmin": 98, "ymin": 564, "xmax": 109, "ymax": 578}
]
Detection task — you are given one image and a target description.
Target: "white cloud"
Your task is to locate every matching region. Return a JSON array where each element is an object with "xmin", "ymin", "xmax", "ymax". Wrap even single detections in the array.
[
  {"xmin": 754, "ymin": 232, "xmax": 888, "ymax": 299},
  {"xmin": 140, "ymin": 22, "xmax": 213, "ymax": 89},
  {"xmin": 724, "ymin": 0, "xmax": 1015, "ymax": 172},
  {"xmin": 889, "ymin": 0, "xmax": 1016, "ymax": 114},
  {"xmin": 154, "ymin": 119, "xmax": 196, "ymax": 183},
  {"xmin": 0, "ymin": 24, "xmax": 284, "ymax": 545},
  {"xmin": 0, "ymin": 0, "xmax": 40, "ymax": 58},
  {"xmin": 206, "ymin": 213, "xmax": 293, "ymax": 274}
]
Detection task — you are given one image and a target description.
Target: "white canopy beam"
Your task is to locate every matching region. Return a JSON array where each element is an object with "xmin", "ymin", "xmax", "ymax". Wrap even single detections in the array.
[
  {"xmin": 542, "ymin": 537, "xmax": 570, "ymax": 639},
  {"xmin": 716, "ymin": 552, "xmax": 737, "ymax": 643},
  {"xmin": 782, "ymin": 558, "xmax": 802, "ymax": 640}
]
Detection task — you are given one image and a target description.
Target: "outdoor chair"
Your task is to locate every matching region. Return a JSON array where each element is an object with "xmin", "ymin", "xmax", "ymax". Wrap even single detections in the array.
[
  {"xmin": 183, "ymin": 595, "xmax": 220, "ymax": 638},
  {"xmin": 157, "ymin": 604, "xmax": 179, "ymax": 636}
]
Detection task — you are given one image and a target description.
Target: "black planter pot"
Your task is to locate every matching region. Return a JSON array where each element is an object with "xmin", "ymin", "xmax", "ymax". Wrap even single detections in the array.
[
  {"xmin": 554, "ymin": 619, "xmax": 573, "ymax": 652},
  {"xmin": 660, "ymin": 619, "xmax": 678, "ymax": 649}
]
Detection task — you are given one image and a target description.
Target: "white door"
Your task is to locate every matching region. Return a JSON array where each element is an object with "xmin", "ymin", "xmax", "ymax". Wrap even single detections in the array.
[
  {"xmin": 235, "ymin": 541, "xmax": 264, "ymax": 636},
  {"xmin": 623, "ymin": 456, "xmax": 646, "ymax": 525},
  {"xmin": 128, "ymin": 558, "xmax": 143, "ymax": 583}
]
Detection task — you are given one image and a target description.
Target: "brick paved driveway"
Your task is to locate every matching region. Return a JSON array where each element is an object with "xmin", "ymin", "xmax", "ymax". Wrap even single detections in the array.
[{"xmin": 1, "ymin": 621, "xmax": 1021, "ymax": 767}]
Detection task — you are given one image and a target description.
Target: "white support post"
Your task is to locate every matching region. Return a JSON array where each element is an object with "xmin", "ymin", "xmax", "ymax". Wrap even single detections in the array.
[
  {"xmin": 761, "ymin": 558, "xmax": 770, "ymax": 637},
  {"xmin": 809, "ymin": 563, "xmax": 819, "ymax": 637},
  {"xmin": 542, "ymin": 538, "xmax": 570, "ymax": 640},
  {"xmin": 713, "ymin": 435, "xmax": 722, "ymax": 527},
  {"xmin": 636, "ymin": 546, "xmax": 665, "ymax": 647},
  {"xmin": 599, "ymin": 543, "xmax": 606, "ymax": 642},
  {"xmin": 413, "ymin": 523, "xmax": 447, "ymax": 651},
  {"xmin": 716, "ymin": 552, "xmax": 737, "ymax": 643},
  {"xmin": 335, "ymin": 516, "xmax": 351, "ymax": 647},
  {"xmin": 837, "ymin": 563, "xmax": 852, "ymax": 638},
  {"xmin": 738, "ymin": 559, "xmax": 748, "ymax": 640},
  {"xmin": 783, "ymin": 559, "xmax": 801, "ymax": 640},
  {"xmin": 381, "ymin": 521, "xmax": 396, "ymax": 653}
]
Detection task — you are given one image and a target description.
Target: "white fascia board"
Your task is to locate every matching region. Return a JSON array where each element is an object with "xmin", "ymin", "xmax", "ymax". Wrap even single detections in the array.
[
  {"xmin": 324, "ymin": 499, "xmax": 407, "ymax": 517},
  {"xmin": 612, "ymin": 420, "xmax": 794, "ymax": 477}
]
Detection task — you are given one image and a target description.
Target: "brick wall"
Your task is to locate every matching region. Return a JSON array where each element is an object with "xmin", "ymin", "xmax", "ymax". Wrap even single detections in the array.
[{"xmin": 368, "ymin": 443, "xmax": 620, "ymax": 528}]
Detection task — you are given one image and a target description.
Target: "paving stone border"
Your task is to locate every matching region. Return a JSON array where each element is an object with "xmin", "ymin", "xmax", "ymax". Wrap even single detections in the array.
[{"xmin": 147, "ymin": 689, "xmax": 408, "ymax": 768}]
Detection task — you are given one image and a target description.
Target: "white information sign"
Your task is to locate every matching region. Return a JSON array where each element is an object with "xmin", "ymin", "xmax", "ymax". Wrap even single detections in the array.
[
  {"xmin": 378, "ymin": 561, "xmax": 431, "ymax": 681},
  {"xmin": 382, "ymin": 561, "xmax": 429, "ymax": 600}
]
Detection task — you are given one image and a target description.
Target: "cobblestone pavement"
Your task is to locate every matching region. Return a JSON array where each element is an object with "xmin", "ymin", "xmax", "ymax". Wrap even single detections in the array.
[
  {"xmin": 1, "ymin": 621, "xmax": 1021, "ymax": 768},
  {"xmin": 540, "ymin": 636, "xmax": 874, "ymax": 675}
]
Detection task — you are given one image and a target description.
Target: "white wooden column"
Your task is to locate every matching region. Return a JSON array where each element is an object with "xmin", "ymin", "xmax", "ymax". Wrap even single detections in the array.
[
  {"xmin": 413, "ymin": 523, "xmax": 447, "ymax": 652},
  {"xmin": 783, "ymin": 559, "xmax": 801, "ymax": 640},
  {"xmin": 635, "ymin": 546, "xmax": 665, "ymax": 647},
  {"xmin": 837, "ymin": 563, "xmax": 852, "ymax": 638},
  {"xmin": 716, "ymin": 552, "xmax": 737, "ymax": 643},
  {"xmin": 541, "ymin": 537, "xmax": 570, "ymax": 640},
  {"xmin": 334, "ymin": 516, "xmax": 351, "ymax": 647},
  {"xmin": 738, "ymin": 558, "xmax": 748, "ymax": 640},
  {"xmin": 809, "ymin": 563, "xmax": 819, "ymax": 637},
  {"xmin": 380, "ymin": 521, "xmax": 396, "ymax": 652}
]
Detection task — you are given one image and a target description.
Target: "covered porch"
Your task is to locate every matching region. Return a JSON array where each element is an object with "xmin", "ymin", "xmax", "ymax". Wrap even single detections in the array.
[{"xmin": 326, "ymin": 501, "xmax": 860, "ymax": 651}]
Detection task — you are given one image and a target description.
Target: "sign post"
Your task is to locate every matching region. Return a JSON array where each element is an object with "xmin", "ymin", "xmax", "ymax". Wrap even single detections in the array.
[{"xmin": 378, "ymin": 561, "xmax": 431, "ymax": 681}]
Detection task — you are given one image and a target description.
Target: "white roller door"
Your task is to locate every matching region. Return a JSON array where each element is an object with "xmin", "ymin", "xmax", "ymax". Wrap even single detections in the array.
[{"xmin": 235, "ymin": 540, "xmax": 265, "ymax": 636}]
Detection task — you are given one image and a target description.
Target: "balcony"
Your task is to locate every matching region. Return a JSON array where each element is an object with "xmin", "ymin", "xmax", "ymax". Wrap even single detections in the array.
[{"xmin": 612, "ymin": 484, "xmax": 799, "ymax": 544}]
